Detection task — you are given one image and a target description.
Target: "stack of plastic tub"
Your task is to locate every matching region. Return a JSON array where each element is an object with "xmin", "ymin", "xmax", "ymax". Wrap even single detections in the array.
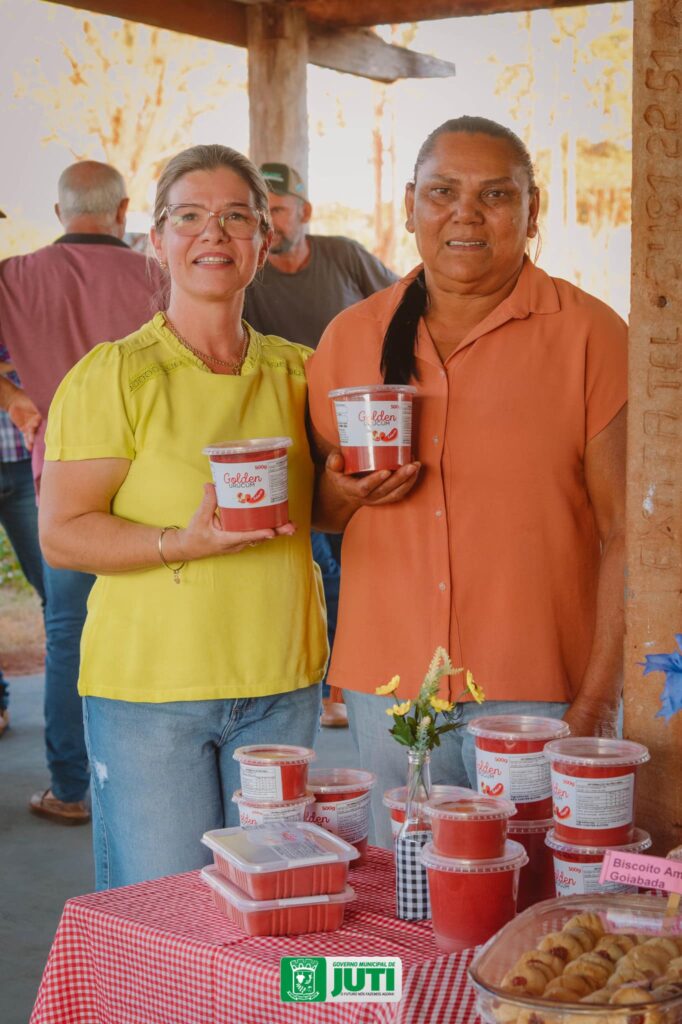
[
  {"xmin": 231, "ymin": 744, "xmax": 316, "ymax": 826},
  {"xmin": 306, "ymin": 768, "xmax": 376, "ymax": 865},
  {"xmin": 419, "ymin": 785, "xmax": 527, "ymax": 951},
  {"xmin": 543, "ymin": 736, "xmax": 652, "ymax": 897},
  {"xmin": 201, "ymin": 821, "xmax": 359, "ymax": 936},
  {"xmin": 468, "ymin": 716, "xmax": 569, "ymax": 910}
]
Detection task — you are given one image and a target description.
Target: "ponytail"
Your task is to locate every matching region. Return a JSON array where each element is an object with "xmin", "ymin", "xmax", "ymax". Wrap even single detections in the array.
[{"xmin": 380, "ymin": 271, "xmax": 427, "ymax": 385}]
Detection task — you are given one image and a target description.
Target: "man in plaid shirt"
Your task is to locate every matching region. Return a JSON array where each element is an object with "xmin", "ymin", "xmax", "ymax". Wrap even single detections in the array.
[{"xmin": 0, "ymin": 338, "xmax": 45, "ymax": 737}]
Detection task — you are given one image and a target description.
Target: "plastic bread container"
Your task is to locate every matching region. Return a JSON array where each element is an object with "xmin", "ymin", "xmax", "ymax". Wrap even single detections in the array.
[
  {"xmin": 233, "ymin": 744, "xmax": 316, "ymax": 801},
  {"xmin": 424, "ymin": 786, "xmax": 517, "ymax": 859},
  {"xmin": 201, "ymin": 822, "xmax": 359, "ymax": 899},
  {"xmin": 201, "ymin": 866, "xmax": 355, "ymax": 936},
  {"xmin": 468, "ymin": 892, "xmax": 682, "ymax": 1024},
  {"xmin": 468, "ymin": 715, "xmax": 570, "ymax": 820}
]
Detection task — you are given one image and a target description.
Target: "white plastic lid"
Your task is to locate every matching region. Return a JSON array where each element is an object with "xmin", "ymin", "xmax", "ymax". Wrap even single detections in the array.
[
  {"xmin": 232, "ymin": 789, "xmax": 316, "ymax": 810},
  {"xmin": 233, "ymin": 744, "xmax": 316, "ymax": 767},
  {"xmin": 328, "ymin": 385, "xmax": 417, "ymax": 399},
  {"xmin": 508, "ymin": 817, "xmax": 554, "ymax": 835},
  {"xmin": 203, "ymin": 437, "xmax": 292, "ymax": 457},
  {"xmin": 424, "ymin": 786, "xmax": 516, "ymax": 822},
  {"xmin": 382, "ymin": 784, "xmax": 451, "ymax": 811},
  {"xmin": 201, "ymin": 865, "xmax": 356, "ymax": 912},
  {"xmin": 307, "ymin": 769, "xmax": 376, "ymax": 795},
  {"xmin": 420, "ymin": 839, "xmax": 528, "ymax": 874},
  {"xmin": 467, "ymin": 715, "xmax": 570, "ymax": 742},
  {"xmin": 544, "ymin": 737, "xmax": 650, "ymax": 768},
  {"xmin": 201, "ymin": 822, "xmax": 359, "ymax": 873},
  {"xmin": 545, "ymin": 827, "xmax": 652, "ymax": 857}
]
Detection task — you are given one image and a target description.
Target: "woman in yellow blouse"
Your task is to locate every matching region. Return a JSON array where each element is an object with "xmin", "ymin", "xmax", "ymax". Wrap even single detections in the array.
[{"xmin": 39, "ymin": 145, "xmax": 327, "ymax": 889}]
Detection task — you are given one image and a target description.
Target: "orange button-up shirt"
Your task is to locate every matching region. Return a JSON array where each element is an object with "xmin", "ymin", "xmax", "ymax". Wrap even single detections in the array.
[{"xmin": 307, "ymin": 259, "xmax": 627, "ymax": 703}]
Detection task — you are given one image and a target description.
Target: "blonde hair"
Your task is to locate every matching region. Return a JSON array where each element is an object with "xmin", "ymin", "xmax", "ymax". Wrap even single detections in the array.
[{"xmin": 153, "ymin": 145, "xmax": 270, "ymax": 233}]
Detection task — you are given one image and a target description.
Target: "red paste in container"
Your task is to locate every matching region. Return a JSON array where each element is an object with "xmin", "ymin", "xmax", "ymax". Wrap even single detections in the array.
[
  {"xmin": 329, "ymin": 385, "xmax": 417, "ymax": 474},
  {"xmin": 424, "ymin": 786, "xmax": 516, "ymax": 860},
  {"xmin": 307, "ymin": 769, "xmax": 376, "ymax": 865},
  {"xmin": 201, "ymin": 822, "xmax": 359, "ymax": 899},
  {"xmin": 544, "ymin": 737, "xmax": 650, "ymax": 846},
  {"xmin": 507, "ymin": 818, "xmax": 555, "ymax": 910},
  {"xmin": 546, "ymin": 827, "xmax": 652, "ymax": 896},
  {"xmin": 420, "ymin": 840, "xmax": 528, "ymax": 952},
  {"xmin": 204, "ymin": 437, "xmax": 292, "ymax": 531},
  {"xmin": 232, "ymin": 790, "xmax": 315, "ymax": 828},
  {"xmin": 468, "ymin": 715, "xmax": 570, "ymax": 820},
  {"xmin": 233, "ymin": 744, "xmax": 315, "ymax": 802},
  {"xmin": 382, "ymin": 785, "xmax": 450, "ymax": 838},
  {"xmin": 201, "ymin": 866, "xmax": 355, "ymax": 936}
]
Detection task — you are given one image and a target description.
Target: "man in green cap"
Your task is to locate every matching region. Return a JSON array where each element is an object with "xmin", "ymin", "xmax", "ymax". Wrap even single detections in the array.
[{"xmin": 244, "ymin": 163, "xmax": 397, "ymax": 727}]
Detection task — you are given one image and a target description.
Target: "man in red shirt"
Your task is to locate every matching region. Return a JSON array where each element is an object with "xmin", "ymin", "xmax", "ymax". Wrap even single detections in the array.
[{"xmin": 0, "ymin": 161, "xmax": 165, "ymax": 823}]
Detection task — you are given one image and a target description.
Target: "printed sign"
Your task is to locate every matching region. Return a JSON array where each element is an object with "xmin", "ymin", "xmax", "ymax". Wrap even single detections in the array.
[{"xmin": 599, "ymin": 850, "xmax": 682, "ymax": 894}]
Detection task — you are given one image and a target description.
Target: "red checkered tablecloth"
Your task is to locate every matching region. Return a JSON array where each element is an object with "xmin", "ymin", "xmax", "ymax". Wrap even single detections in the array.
[{"xmin": 30, "ymin": 847, "xmax": 481, "ymax": 1024}]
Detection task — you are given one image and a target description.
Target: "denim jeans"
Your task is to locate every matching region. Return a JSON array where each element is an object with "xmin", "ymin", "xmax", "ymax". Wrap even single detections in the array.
[
  {"xmin": 83, "ymin": 683, "xmax": 322, "ymax": 890},
  {"xmin": 0, "ymin": 457, "xmax": 45, "ymax": 711},
  {"xmin": 343, "ymin": 690, "xmax": 571, "ymax": 849},
  {"xmin": 310, "ymin": 531, "xmax": 340, "ymax": 695},
  {"xmin": 42, "ymin": 560, "xmax": 95, "ymax": 802}
]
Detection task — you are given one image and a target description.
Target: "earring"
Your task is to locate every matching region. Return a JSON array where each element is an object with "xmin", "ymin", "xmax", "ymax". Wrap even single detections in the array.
[
  {"xmin": 528, "ymin": 223, "xmax": 537, "ymax": 238},
  {"xmin": 159, "ymin": 260, "xmax": 168, "ymax": 271}
]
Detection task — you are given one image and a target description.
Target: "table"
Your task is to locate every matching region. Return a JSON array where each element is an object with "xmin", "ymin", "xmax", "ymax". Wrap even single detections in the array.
[{"xmin": 30, "ymin": 847, "xmax": 481, "ymax": 1024}]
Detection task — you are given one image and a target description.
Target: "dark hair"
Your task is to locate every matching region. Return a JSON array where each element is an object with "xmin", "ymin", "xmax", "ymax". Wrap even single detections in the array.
[{"xmin": 380, "ymin": 117, "xmax": 536, "ymax": 385}]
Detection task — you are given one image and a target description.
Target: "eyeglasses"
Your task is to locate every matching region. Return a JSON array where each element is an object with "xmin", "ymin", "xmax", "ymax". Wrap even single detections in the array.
[{"xmin": 159, "ymin": 203, "xmax": 263, "ymax": 239}]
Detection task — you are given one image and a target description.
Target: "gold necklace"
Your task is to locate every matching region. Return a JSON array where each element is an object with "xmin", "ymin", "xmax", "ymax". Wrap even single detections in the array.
[{"xmin": 164, "ymin": 314, "xmax": 249, "ymax": 374}]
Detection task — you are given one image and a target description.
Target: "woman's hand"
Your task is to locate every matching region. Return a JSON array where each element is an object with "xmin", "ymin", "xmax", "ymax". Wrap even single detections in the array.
[
  {"xmin": 169, "ymin": 483, "xmax": 296, "ymax": 562},
  {"xmin": 562, "ymin": 696, "xmax": 619, "ymax": 738},
  {"xmin": 312, "ymin": 447, "xmax": 421, "ymax": 533}
]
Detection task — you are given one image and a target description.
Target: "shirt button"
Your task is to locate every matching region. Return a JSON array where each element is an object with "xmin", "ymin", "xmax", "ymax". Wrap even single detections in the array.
[
  {"xmin": 435, "ymin": 509, "xmax": 443, "ymax": 518},
  {"xmin": 438, "ymin": 581, "xmax": 447, "ymax": 592},
  {"xmin": 432, "ymin": 436, "xmax": 439, "ymax": 445},
  {"xmin": 439, "ymin": 370, "xmax": 446, "ymax": 378}
]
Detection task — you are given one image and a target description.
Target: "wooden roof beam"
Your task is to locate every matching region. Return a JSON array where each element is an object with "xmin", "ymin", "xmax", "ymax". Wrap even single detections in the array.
[
  {"xmin": 309, "ymin": 28, "xmax": 456, "ymax": 82},
  {"xmin": 299, "ymin": 0, "xmax": 607, "ymax": 29},
  {"xmin": 44, "ymin": 0, "xmax": 248, "ymax": 47}
]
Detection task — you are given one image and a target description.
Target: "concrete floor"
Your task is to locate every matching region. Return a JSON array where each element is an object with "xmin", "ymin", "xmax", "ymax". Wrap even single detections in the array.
[{"xmin": 1, "ymin": 675, "xmax": 359, "ymax": 1024}]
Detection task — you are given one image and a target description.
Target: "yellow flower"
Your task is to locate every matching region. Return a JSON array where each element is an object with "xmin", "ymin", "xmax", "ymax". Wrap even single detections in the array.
[
  {"xmin": 466, "ymin": 670, "xmax": 485, "ymax": 704},
  {"xmin": 375, "ymin": 675, "xmax": 400, "ymax": 697},
  {"xmin": 386, "ymin": 700, "xmax": 412, "ymax": 717},
  {"xmin": 430, "ymin": 696, "xmax": 454, "ymax": 714}
]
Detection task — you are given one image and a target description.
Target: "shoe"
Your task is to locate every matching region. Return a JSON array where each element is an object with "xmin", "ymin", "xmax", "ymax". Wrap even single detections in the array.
[
  {"xmin": 0, "ymin": 708, "xmax": 8, "ymax": 738},
  {"xmin": 321, "ymin": 700, "xmax": 349, "ymax": 728},
  {"xmin": 29, "ymin": 788, "xmax": 91, "ymax": 826}
]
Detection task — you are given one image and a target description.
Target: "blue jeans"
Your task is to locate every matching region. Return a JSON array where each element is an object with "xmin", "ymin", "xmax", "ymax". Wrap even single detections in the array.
[
  {"xmin": 310, "ymin": 531, "xmax": 340, "ymax": 695},
  {"xmin": 83, "ymin": 683, "xmax": 322, "ymax": 890},
  {"xmin": 42, "ymin": 560, "xmax": 95, "ymax": 802},
  {"xmin": 0, "ymin": 457, "xmax": 45, "ymax": 711},
  {"xmin": 343, "ymin": 691, "xmax": 571, "ymax": 849}
]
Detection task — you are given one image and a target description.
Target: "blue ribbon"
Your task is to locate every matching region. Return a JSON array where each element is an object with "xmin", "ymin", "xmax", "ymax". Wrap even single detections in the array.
[{"xmin": 641, "ymin": 633, "xmax": 682, "ymax": 721}]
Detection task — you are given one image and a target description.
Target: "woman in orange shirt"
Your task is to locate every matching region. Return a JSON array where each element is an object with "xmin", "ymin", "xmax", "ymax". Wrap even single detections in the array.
[{"xmin": 307, "ymin": 116, "xmax": 627, "ymax": 847}]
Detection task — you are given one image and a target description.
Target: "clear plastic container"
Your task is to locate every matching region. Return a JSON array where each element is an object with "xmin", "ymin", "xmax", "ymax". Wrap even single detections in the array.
[
  {"xmin": 201, "ymin": 866, "xmax": 355, "ymax": 936},
  {"xmin": 203, "ymin": 437, "xmax": 292, "ymax": 531},
  {"xmin": 546, "ymin": 827, "xmax": 653, "ymax": 897},
  {"xmin": 201, "ymin": 822, "xmax": 359, "ymax": 899},
  {"xmin": 468, "ymin": 892, "xmax": 682, "ymax": 1024},
  {"xmin": 233, "ymin": 744, "xmax": 315, "ymax": 802},
  {"xmin": 307, "ymin": 769, "xmax": 376, "ymax": 865},
  {"xmin": 424, "ymin": 786, "xmax": 517, "ymax": 860},
  {"xmin": 231, "ymin": 789, "xmax": 315, "ymax": 828},
  {"xmin": 545, "ymin": 738, "xmax": 650, "ymax": 846},
  {"xmin": 468, "ymin": 715, "xmax": 570, "ymax": 819},
  {"xmin": 420, "ymin": 839, "xmax": 528, "ymax": 952},
  {"xmin": 328, "ymin": 385, "xmax": 417, "ymax": 474},
  {"xmin": 508, "ymin": 817, "xmax": 555, "ymax": 911},
  {"xmin": 382, "ymin": 784, "xmax": 450, "ymax": 837}
]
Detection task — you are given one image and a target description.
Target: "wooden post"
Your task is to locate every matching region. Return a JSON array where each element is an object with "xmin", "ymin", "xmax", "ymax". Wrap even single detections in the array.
[
  {"xmin": 246, "ymin": 3, "xmax": 309, "ymax": 186},
  {"xmin": 624, "ymin": 0, "xmax": 682, "ymax": 855}
]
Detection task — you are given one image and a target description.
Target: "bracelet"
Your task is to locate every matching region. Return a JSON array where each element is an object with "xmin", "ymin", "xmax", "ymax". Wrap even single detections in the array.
[{"xmin": 158, "ymin": 525, "xmax": 186, "ymax": 584}]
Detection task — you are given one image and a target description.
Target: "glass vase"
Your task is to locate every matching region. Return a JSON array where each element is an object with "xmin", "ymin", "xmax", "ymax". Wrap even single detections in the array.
[{"xmin": 395, "ymin": 748, "xmax": 432, "ymax": 920}]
